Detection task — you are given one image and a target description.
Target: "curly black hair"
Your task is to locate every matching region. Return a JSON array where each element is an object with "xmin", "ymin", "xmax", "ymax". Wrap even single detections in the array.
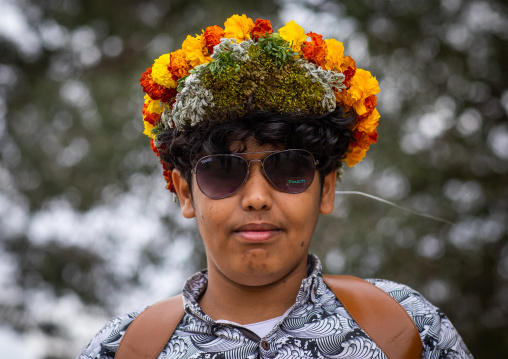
[{"xmin": 157, "ymin": 104, "xmax": 356, "ymax": 192}]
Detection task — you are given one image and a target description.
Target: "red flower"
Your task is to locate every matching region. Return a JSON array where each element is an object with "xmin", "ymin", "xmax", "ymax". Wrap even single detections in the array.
[
  {"xmin": 161, "ymin": 161, "xmax": 176, "ymax": 193},
  {"xmin": 150, "ymin": 138, "xmax": 159, "ymax": 156},
  {"xmin": 252, "ymin": 19, "xmax": 273, "ymax": 40},
  {"xmin": 163, "ymin": 169, "xmax": 176, "ymax": 192},
  {"xmin": 202, "ymin": 25, "xmax": 225, "ymax": 54},
  {"xmin": 142, "ymin": 107, "xmax": 161, "ymax": 125},
  {"xmin": 341, "ymin": 56, "xmax": 356, "ymax": 88},
  {"xmin": 368, "ymin": 130, "xmax": 378, "ymax": 144},
  {"xmin": 354, "ymin": 129, "xmax": 378, "ymax": 148},
  {"xmin": 303, "ymin": 32, "xmax": 327, "ymax": 67},
  {"xmin": 364, "ymin": 95, "xmax": 377, "ymax": 112},
  {"xmin": 140, "ymin": 68, "xmax": 177, "ymax": 102}
]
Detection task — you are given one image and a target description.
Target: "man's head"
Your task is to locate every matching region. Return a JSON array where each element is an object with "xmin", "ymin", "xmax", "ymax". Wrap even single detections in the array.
[
  {"xmin": 140, "ymin": 15, "xmax": 380, "ymax": 197},
  {"xmin": 138, "ymin": 15, "xmax": 380, "ymax": 286}
]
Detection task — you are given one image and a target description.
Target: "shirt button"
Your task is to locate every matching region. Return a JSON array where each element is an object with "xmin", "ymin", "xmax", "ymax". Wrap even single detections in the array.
[{"xmin": 261, "ymin": 340, "xmax": 270, "ymax": 350}]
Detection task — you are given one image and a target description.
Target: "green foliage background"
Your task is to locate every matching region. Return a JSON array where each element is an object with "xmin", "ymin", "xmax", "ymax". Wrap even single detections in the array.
[{"xmin": 0, "ymin": 0, "xmax": 507, "ymax": 357}]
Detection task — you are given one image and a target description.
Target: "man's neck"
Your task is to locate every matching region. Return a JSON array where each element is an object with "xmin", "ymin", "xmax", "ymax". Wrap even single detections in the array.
[{"xmin": 198, "ymin": 263, "xmax": 308, "ymax": 325}]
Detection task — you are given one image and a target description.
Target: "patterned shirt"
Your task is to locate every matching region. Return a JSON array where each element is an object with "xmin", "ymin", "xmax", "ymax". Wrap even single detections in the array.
[{"xmin": 77, "ymin": 255, "xmax": 473, "ymax": 358}]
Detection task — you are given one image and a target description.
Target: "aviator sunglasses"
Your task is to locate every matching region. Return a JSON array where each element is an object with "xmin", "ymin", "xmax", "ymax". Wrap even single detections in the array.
[{"xmin": 191, "ymin": 149, "xmax": 319, "ymax": 199}]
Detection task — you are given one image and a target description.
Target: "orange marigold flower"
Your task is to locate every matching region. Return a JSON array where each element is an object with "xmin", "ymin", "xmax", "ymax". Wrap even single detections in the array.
[
  {"xmin": 344, "ymin": 127, "xmax": 378, "ymax": 166},
  {"xmin": 344, "ymin": 146, "xmax": 368, "ymax": 167},
  {"xmin": 354, "ymin": 130, "xmax": 378, "ymax": 147},
  {"xmin": 303, "ymin": 32, "xmax": 327, "ymax": 67},
  {"xmin": 323, "ymin": 39, "xmax": 345, "ymax": 71},
  {"xmin": 355, "ymin": 94, "xmax": 377, "ymax": 121},
  {"xmin": 202, "ymin": 25, "xmax": 225, "ymax": 54},
  {"xmin": 224, "ymin": 14, "xmax": 254, "ymax": 42},
  {"xmin": 168, "ymin": 50, "xmax": 191, "ymax": 80},
  {"xmin": 140, "ymin": 68, "xmax": 176, "ymax": 102},
  {"xmin": 348, "ymin": 69, "xmax": 380, "ymax": 116},
  {"xmin": 252, "ymin": 19, "xmax": 273, "ymax": 40},
  {"xmin": 335, "ymin": 88, "xmax": 355, "ymax": 108},
  {"xmin": 356, "ymin": 108, "xmax": 380, "ymax": 133}
]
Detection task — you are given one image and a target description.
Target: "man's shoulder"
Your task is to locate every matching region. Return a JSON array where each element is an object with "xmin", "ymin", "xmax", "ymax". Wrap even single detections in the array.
[
  {"xmin": 362, "ymin": 278, "xmax": 473, "ymax": 358},
  {"xmin": 76, "ymin": 307, "xmax": 145, "ymax": 359},
  {"xmin": 364, "ymin": 278, "xmax": 437, "ymax": 318}
]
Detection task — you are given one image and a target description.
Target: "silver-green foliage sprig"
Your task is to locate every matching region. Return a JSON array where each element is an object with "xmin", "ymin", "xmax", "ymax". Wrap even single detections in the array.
[{"xmin": 296, "ymin": 59, "xmax": 346, "ymax": 112}]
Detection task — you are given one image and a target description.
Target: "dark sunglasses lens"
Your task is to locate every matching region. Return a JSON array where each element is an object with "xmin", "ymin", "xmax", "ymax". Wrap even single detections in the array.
[
  {"xmin": 195, "ymin": 155, "xmax": 248, "ymax": 199},
  {"xmin": 264, "ymin": 150, "xmax": 315, "ymax": 193}
]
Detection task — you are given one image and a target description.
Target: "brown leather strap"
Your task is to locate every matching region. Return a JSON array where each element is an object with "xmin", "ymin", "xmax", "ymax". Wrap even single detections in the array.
[
  {"xmin": 114, "ymin": 294, "xmax": 184, "ymax": 359},
  {"xmin": 323, "ymin": 275, "xmax": 422, "ymax": 359},
  {"xmin": 115, "ymin": 276, "xmax": 422, "ymax": 359}
]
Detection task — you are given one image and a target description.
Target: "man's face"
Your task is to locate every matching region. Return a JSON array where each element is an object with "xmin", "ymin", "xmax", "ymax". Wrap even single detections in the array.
[{"xmin": 173, "ymin": 141, "xmax": 336, "ymax": 287}]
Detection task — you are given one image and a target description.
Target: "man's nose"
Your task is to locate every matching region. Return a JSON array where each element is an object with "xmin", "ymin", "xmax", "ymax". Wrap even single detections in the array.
[{"xmin": 240, "ymin": 160, "xmax": 274, "ymax": 211}]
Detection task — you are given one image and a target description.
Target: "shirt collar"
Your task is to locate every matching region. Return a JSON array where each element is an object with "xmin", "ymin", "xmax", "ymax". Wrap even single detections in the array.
[{"xmin": 181, "ymin": 253, "xmax": 324, "ymax": 323}]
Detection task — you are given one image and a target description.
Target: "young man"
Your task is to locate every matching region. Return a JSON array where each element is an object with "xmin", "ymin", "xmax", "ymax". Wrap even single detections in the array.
[{"xmin": 78, "ymin": 15, "xmax": 473, "ymax": 359}]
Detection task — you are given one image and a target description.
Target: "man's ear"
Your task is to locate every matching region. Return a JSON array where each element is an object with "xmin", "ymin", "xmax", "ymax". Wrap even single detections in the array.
[
  {"xmin": 172, "ymin": 169, "xmax": 195, "ymax": 218},
  {"xmin": 319, "ymin": 170, "xmax": 337, "ymax": 215}
]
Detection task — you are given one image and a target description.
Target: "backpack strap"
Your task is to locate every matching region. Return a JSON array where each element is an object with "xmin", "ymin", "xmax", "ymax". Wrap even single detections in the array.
[
  {"xmin": 323, "ymin": 275, "xmax": 422, "ymax": 359},
  {"xmin": 115, "ymin": 275, "xmax": 422, "ymax": 359},
  {"xmin": 115, "ymin": 294, "xmax": 184, "ymax": 359}
]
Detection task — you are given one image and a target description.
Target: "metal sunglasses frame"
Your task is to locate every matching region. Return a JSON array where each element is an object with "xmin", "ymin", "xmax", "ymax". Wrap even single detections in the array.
[{"xmin": 191, "ymin": 149, "xmax": 319, "ymax": 199}]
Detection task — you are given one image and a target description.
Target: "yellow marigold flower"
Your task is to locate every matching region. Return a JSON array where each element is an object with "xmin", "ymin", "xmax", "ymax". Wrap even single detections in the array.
[
  {"xmin": 357, "ymin": 109, "xmax": 380, "ymax": 133},
  {"xmin": 143, "ymin": 119, "xmax": 155, "ymax": 139},
  {"xmin": 348, "ymin": 69, "xmax": 380, "ymax": 115},
  {"xmin": 278, "ymin": 20, "xmax": 307, "ymax": 53},
  {"xmin": 152, "ymin": 54, "xmax": 178, "ymax": 89},
  {"xmin": 224, "ymin": 14, "xmax": 254, "ymax": 42},
  {"xmin": 323, "ymin": 39, "xmax": 345, "ymax": 71},
  {"xmin": 344, "ymin": 146, "xmax": 368, "ymax": 167},
  {"xmin": 182, "ymin": 34, "xmax": 211, "ymax": 68},
  {"xmin": 147, "ymin": 98, "xmax": 166, "ymax": 114}
]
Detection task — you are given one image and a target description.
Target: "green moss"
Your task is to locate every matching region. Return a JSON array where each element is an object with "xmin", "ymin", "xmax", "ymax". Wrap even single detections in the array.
[{"xmin": 199, "ymin": 44, "xmax": 325, "ymax": 121}]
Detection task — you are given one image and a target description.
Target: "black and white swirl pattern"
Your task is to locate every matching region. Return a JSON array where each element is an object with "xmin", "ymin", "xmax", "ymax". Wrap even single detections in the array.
[{"xmin": 77, "ymin": 254, "xmax": 473, "ymax": 359}]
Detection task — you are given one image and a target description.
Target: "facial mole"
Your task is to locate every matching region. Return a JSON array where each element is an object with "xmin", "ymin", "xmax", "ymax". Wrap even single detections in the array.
[{"xmin": 300, "ymin": 241, "xmax": 305, "ymax": 247}]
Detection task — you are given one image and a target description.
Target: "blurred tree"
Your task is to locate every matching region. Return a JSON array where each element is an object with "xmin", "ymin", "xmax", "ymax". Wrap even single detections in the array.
[
  {"xmin": 306, "ymin": 0, "xmax": 508, "ymax": 357},
  {"xmin": 0, "ymin": 0, "xmax": 281, "ymax": 357},
  {"xmin": 0, "ymin": 0, "xmax": 506, "ymax": 357}
]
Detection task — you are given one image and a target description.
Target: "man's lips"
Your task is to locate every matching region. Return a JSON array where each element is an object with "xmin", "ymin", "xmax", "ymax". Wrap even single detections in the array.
[{"xmin": 234, "ymin": 223, "xmax": 281, "ymax": 242}]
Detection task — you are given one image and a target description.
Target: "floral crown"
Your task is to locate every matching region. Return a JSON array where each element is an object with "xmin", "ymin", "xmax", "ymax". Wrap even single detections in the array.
[{"xmin": 140, "ymin": 14, "xmax": 380, "ymax": 193}]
